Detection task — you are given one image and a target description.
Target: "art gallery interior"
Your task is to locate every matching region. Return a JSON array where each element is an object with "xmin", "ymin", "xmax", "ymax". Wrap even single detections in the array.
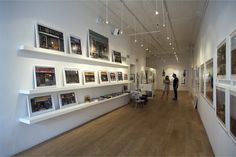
[{"xmin": 1, "ymin": 0, "xmax": 236, "ymax": 156}]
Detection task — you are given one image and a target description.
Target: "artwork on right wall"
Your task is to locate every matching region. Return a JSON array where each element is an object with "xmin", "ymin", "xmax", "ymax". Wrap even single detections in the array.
[{"xmin": 205, "ymin": 59, "xmax": 213, "ymax": 105}]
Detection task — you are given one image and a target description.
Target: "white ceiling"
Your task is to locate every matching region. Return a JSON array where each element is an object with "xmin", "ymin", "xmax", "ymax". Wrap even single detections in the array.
[{"xmin": 91, "ymin": 0, "xmax": 208, "ymax": 57}]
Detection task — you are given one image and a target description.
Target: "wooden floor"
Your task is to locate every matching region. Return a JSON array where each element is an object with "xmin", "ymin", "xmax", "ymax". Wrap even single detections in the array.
[{"xmin": 16, "ymin": 91, "xmax": 214, "ymax": 157}]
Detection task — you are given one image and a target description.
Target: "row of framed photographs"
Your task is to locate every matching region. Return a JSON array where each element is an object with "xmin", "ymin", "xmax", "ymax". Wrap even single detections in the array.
[
  {"xmin": 27, "ymin": 91, "xmax": 125, "ymax": 117},
  {"xmin": 36, "ymin": 23, "xmax": 124, "ymax": 63},
  {"xmin": 34, "ymin": 66, "xmax": 129, "ymax": 88},
  {"xmin": 216, "ymin": 28, "xmax": 236, "ymax": 80},
  {"xmin": 215, "ymin": 87, "xmax": 236, "ymax": 144}
]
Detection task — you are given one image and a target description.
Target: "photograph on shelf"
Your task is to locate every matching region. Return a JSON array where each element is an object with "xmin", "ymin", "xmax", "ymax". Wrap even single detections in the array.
[
  {"xmin": 217, "ymin": 41, "xmax": 226, "ymax": 77},
  {"xmin": 83, "ymin": 71, "xmax": 97, "ymax": 84},
  {"xmin": 99, "ymin": 71, "xmax": 109, "ymax": 83},
  {"xmin": 121, "ymin": 56, "xmax": 126, "ymax": 64},
  {"xmin": 63, "ymin": 68, "xmax": 81, "ymax": 86},
  {"xmin": 124, "ymin": 73, "xmax": 128, "ymax": 81},
  {"xmin": 59, "ymin": 92, "xmax": 77, "ymax": 108},
  {"xmin": 231, "ymin": 32, "xmax": 236, "ymax": 78},
  {"xmin": 28, "ymin": 95, "xmax": 55, "ymax": 117},
  {"xmin": 112, "ymin": 50, "xmax": 122, "ymax": 63},
  {"xmin": 200, "ymin": 64, "xmax": 204, "ymax": 95},
  {"xmin": 69, "ymin": 35, "xmax": 82, "ymax": 55},
  {"xmin": 216, "ymin": 87, "xmax": 226, "ymax": 126},
  {"xmin": 230, "ymin": 91, "xmax": 236, "ymax": 141},
  {"xmin": 110, "ymin": 72, "xmax": 117, "ymax": 82},
  {"xmin": 88, "ymin": 30, "xmax": 109, "ymax": 60},
  {"xmin": 35, "ymin": 23, "xmax": 65, "ymax": 52},
  {"xmin": 34, "ymin": 66, "xmax": 56, "ymax": 88},
  {"xmin": 205, "ymin": 59, "xmax": 213, "ymax": 105},
  {"xmin": 130, "ymin": 74, "xmax": 135, "ymax": 82},
  {"xmin": 117, "ymin": 72, "xmax": 123, "ymax": 81}
]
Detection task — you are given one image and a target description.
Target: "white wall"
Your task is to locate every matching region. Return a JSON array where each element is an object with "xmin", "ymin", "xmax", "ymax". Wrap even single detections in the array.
[
  {"xmin": 146, "ymin": 53, "xmax": 191, "ymax": 91},
  {"xmin": 194, "ymin": 1, "xmax": 236, "ymax": 156},
  {"xmin": 0, "ymin": 1, "xmax": 146, "ymax": 156}
]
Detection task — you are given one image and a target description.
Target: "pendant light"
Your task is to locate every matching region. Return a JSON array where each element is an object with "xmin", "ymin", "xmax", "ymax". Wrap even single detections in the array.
[
  {"xmin": 105, "ymin": 0, "xmax": 109, "ymax": 24},
  {"xmin": 155, "ymin": 0, "xmax": 159, "ymax": 15}
]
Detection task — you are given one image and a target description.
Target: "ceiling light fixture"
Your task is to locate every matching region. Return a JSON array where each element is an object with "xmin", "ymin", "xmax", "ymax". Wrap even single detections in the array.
[
  {"xmin": 120, "ymin": 3, "xmax": 124, "ymax": 34},
  {"xmin": 155, "ymin": 0, "xmax": 159, "ymax": 15},
  {"xmin": 141, "ymin": 44, "xmax": 144, "ymax": 47},
  {"xmin": 167, "ymin": 36, "xmax": 170, "ymax": 40},
  {"xmin": 162, "ymin": 0, "xmax": 165, "ymax": 27},
  {"xmin": 169, "ymin": 42, "xmax": 172, "ymax": 46},
  {"xmin": 105, "ymin": 0, "xmax": 109, "ymax": 24},
  {"xmin": 146, "ymin": 48, "xmax": 149, "ymax": 51},
  {"xmin": 172, "ymin": 47, "xmax": 175, "ymax": 50}
]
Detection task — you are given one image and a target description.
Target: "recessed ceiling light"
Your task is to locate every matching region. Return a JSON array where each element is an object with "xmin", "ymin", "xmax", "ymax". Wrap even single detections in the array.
[
  {"xmin": 172, "ymin": 47, "xmax": 175, "ymax": 50},
  {"xmin": 141, "ymin": 44, "xmax": 144, "ymax": 47},
  {"xmin": 163, "ymin": 24, "xmax": 166, "ymax": 27},
  {"xmin": 105, "ymin": 20, "xmax": 109, "ymax": 24},
  {"xmin": 134, "ymin": 39, "xmax": 137, "ymax": 43},
  {"xmin": 146, "ymin": 48, "xmax": 149, "ymax": 51},
  {"xmin": 155, "ymin": 10, "xmax": 159, "ymax": 15},
  {"xmin": 169, "ymin": 42, "xmax": 172, "ymax": 46},
  {"xmin": 167, "ymin": 37, "xmax": 170, "ymax": 40}
]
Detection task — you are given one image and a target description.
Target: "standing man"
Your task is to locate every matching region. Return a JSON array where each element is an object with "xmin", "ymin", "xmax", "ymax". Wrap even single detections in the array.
[{"xmin": 172, "ymin": 74, "xmax": 179, "ymax": 100}]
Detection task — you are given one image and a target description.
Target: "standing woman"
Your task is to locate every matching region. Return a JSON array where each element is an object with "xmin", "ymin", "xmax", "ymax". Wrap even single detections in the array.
[{"xmin": 161, "ymin": 76, "xmax": 170, "ymax": 98}]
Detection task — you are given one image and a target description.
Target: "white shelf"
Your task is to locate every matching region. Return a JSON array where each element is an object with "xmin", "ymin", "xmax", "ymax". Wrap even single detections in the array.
[
  {"xmin": 19, "ymin": 81, "xmax": 131, "ymax": 95},
  {"xmin": 19, "ymin": 93, "xmax": 130, "ymax": 124},
  {"xmin": 19, "ymin": 45, "xmax": 129, "ymax": 68}
]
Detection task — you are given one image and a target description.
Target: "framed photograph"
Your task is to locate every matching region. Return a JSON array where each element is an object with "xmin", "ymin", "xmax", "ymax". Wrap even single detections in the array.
[
  {"xmin": 83, "ymin": 71, "xmax": 97, "ymax": 85},
  {"xmin": 69, "ymin": 35, "xmax": 82, "ymax": 55},
  {"xmin": 88, "ymin": 29, "xmax": 109, "ymax": 61},
  {"xmin": 130, "ymin": 74, "xmax": 135, "ymax": 82},
  {"xmin": 63, "ymin": 68, "xmax": 82, "ymax": 86},
  {"xmin": 35, "ymin": 23, "xmax": 65, "ymax": 52},
  {"xmin": 58, "ymin": 91, "xmax": 77, "ymax": 108},
  {"xmin": 112, "ymin": 51, "xmax": 122, "ymax": 63},
  {"xmin": 117, "ymin": 72, "xmax": 123, "ymax": 81},
  {"xmin": 124, "ymin": 73, "xmax": 128, "ymax": 81},
  {"xmin": 27, "ymin": 95, "xmax": 55, "ymax": 117},
  {"xmin": 205, "ymin": 59, "xmax": 213, "ymax": 105},
  {"xmin": 99, "ymin": 71, "xmax": 109, "ymax": 84},
  {"xmin": 231, "ymin": 31, "xmax": 236, "ymax": 79},
  {"xmin": 230, "ymin": 91, "xmax": 236, "ymax": 142},
  {"xmin": 109, "ymin": 72, "xmax": 117, "ymax": 82},
  {"xmin": 200, "ymin": 64, "xmax": 204, "ymax": 95},
  {"xmin": 216, "ymin": 87, "xmax": 226, "ymax": 126},
  {"xmin": 217, "ymin": 41, "xmax": 226, "ymax": 78},
  {"xmin": 34, "ymin": 66, "xmax": 56, "ymax": 88}
]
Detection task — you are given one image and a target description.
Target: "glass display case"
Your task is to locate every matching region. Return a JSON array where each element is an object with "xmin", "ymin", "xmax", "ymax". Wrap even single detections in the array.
[
  {"xmin": 206, "ymin": 59, "xmax": 213, "ymax": 104},
  {"xmin": 217, "ymin": 42, "xmax": 226, "ymax": 77},
  {"xmin": 200, "ymin": 64, "xmax": 204, "ymax": 95},
  {"xmin": 216, "ymin": 87, "xmax": 226, "ymax": 125},
  {"xmin": 230, "ymin": 91, "xmax": 236, "ymax": 140}
]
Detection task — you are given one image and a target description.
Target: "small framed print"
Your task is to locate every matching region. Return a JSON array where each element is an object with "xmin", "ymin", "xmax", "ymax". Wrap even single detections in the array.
[
  {"xmin": 99, "ymin": 71, "xmax": 109, "ymax": 84},
  {"xmin": 35, "ymin": 23, "xmax": 65, "ymax": 52},
  {"xmin": 110, "ymin": 72, "xmax": 117, "ymax": 82},
  {"xmin": 63, "ymin": 68, "xmax": 82, "ymax": 86},
  {"xmin": 27, "ymin": 95, "xmax": 55, "ymax": 117},
  {"xmin": 69, "ymin": 35, "xmax": 82, "ymax": 55},
  {"xmin": 124, "ymin": 73, "xmax": 128, "ymax": 81},
  {"xmin": 117, "ymin": 72, "xmax": 123, "ymax": 81},
  {"xmin": 34, "ymin": 66, "xmax": 56, "ymax": 88},
  {"xmin": 83, "ymin": 71, "xmax": 97, "ymax": 85},
  {"xmin": 217, "ymin": 40, "xmax": 226, "ymax": 79},
  {"xmin": 58, "ymin": 91, "xmax": 77, "ymax": 108},
  {"xmin": 112, "ymin": 50, "xmax": 122, "ymax": 63}
]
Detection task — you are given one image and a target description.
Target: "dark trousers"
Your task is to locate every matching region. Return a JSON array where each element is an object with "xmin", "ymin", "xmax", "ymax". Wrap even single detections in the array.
[{"xmin": 174, "ymin": 88, "xmax": 178, "ymax": 100}]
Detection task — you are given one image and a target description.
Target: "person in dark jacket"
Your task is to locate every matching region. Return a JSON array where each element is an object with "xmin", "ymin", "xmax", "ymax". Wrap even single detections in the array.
[{"xmin": 172, "ymin": 74, "xmax": 179, "ymax": 100}]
